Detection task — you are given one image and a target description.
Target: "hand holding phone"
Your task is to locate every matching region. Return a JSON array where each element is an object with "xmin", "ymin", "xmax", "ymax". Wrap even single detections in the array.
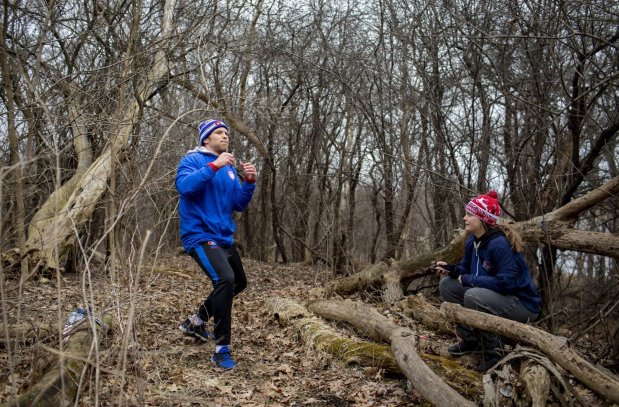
[
  {"xmin": 434, "ymin": 261, "xmax": 449, "ymax": 275},
  {"xmin": 434, "ymin": 267, "xmax": 447, "ymax": 274}
]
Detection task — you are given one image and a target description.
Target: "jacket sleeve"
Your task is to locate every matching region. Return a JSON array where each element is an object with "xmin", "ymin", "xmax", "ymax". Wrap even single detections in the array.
[
  {"xmin": 444, "ymin": 238, "xmax": 473, "ymax": 279},
  {"xmin": 176, "ymin": 155, "xmax": 217, "ymax": 197},
  {"xmin": 461, "ymin": 240, "xmax": 520, "ymax": 293},
  {"xmin": 232, "ymin": 169, "xmax": 256, "ymax": 212}
]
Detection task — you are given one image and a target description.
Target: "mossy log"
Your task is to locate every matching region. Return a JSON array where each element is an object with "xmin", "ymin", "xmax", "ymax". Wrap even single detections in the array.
[
  {"xmin": 266, "ymin": 297, "xmax": 400, "ymax": 374},
  {"xmin": 307, "ymin": 299, "xmax": 481, "ymax": 405},
  {"xmin": 441, "ymin": 302, "xmax": 619, "ymax": 404},
  {"xmin": 293, "ymin": 317, "xmax": 400, "ymax": 374},
  {"xmin": 3, "ymin": 315, "xmax": 113, "ymax": 407}
]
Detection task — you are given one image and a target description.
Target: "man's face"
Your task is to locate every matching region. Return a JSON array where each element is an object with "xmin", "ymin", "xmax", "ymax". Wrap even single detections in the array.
[{"xmin": 204, "ymin": 127, "xmax": 229, "ymax": 154}]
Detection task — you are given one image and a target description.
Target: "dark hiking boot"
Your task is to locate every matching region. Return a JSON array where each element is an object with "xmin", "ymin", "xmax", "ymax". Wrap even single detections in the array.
[
  {"xmin": 179, "ymin": 318, "xmax": 211, "ymax": 342},
  {"xmin": 474, "ymin": 351, "xmax": 502, "ymax": 372},
  {"xmin": 179, "ymin": 318, "xmax": 195, "ymax": 336},
  {"xmin": 192, "ymin": 323, "xmax": 212, "ymax": 341},
  {"xmin": 448, "ymin": 338, "xmax": 482, "ymax": 356}
]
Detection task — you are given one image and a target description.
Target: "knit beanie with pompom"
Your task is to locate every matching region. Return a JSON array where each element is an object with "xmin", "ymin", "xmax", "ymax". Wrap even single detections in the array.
[{"xmin": 465, "ymin": 190, "xmax": 501, "ymax": 226}]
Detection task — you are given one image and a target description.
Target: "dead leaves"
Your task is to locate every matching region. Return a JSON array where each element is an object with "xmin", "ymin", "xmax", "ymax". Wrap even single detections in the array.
[{"xmin": 2, "ymin": 259, "xmax": 417, "ymax": 406}]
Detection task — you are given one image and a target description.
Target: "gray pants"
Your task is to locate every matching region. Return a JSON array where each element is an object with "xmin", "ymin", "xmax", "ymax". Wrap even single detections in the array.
[{"xmin": 439, "ymin": 277, "xmax": 538, "ymax": 349}]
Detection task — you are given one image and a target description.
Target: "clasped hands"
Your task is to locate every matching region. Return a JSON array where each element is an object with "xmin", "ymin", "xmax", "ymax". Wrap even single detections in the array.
[{"xmin": 212, "ymin": 152, "xmax": 257, "ymax": 182}]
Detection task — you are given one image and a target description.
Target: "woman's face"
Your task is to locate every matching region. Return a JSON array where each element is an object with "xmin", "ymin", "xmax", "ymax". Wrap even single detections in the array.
[{"xmin": 463, "ymin": 212, "xmax": 485, "ymax": 237}]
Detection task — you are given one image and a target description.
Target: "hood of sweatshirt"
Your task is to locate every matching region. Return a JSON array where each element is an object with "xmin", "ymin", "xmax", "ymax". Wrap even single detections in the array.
[
  {"xmin": 473, "ymin": 228, "xmax": 506, "ymax": 250},
  {"xmin": 186, "ymin": 146, "xmax": 218, "ymax": 156}
]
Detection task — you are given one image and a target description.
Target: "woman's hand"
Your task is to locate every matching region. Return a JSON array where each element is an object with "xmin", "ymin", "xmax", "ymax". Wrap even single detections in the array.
[{"xmin": 434, "ymin": 260, "xmax": 448, "ymax": 275}]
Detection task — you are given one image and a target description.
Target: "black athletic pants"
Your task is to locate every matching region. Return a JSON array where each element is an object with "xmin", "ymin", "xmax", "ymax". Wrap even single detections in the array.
[{"xmin": 189, "ymin": 242, "xmax": 247, "ymax": 346}]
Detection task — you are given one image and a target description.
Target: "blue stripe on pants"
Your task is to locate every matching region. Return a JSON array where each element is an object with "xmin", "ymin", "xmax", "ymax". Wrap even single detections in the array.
[{"xmin": 194, "ymin": 245, "xmax": 219, "ymax": 283}]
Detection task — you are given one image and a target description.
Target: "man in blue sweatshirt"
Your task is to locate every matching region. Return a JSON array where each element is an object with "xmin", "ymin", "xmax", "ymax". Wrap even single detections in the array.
[{"xmin": 175, "ymin": 119, "xmax": 256, "ymax": 369}]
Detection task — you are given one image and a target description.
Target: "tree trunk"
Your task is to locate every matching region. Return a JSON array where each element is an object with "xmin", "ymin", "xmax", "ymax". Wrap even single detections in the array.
[
  {"xmin": 16, "ymin": 0, "xmax": 178, "ymax": 272},
  {"xmin": 1, "ymin": 12, "xmax": 28, "ymax": 278},
  {"xmin": 26, "ymin": 99, "xmax": 93, "ymax": 266},
  {"xmin": 369, "ymin": 176, "xmax": 383, "ymax": 264},
  {"xmin": 383, "ymin": 153, "xmax": 396, "ymax": 260}
]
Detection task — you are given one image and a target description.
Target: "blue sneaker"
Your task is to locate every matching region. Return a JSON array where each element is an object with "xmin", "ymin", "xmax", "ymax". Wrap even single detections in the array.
[
  {"xmin": 211, "ymin": 346, "xmax": 237, "ymax": 369},
  {"xmin": 179, "ymin": 318, "xmax": 211, "ymax": 342}
]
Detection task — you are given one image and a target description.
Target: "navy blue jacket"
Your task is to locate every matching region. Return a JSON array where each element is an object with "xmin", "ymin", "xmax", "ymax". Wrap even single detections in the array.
[
  {"xmin": 176, "ymin": 148, "xmax": 255, "ymax": 251},
  {"xmin": 448, "ymin": 231, "xmax": 541, "ymax": 314}
]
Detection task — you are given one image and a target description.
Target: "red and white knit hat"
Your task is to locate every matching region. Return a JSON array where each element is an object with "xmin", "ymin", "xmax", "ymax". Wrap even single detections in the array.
[{"xmin": 465, "ymin": 190, "xmax": 501, "ymax": 226}]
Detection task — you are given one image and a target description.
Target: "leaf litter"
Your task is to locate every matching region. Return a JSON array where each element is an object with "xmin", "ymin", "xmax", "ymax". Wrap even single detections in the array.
[{"xmin": 0, "ymin": 257, "xmax": 420, "ymax": 406}]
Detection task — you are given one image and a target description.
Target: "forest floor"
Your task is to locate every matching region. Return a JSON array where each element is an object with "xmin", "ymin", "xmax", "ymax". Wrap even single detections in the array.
[{"xmin": 1, "ymin": 256, "xmax": 435, "ymax": 406}]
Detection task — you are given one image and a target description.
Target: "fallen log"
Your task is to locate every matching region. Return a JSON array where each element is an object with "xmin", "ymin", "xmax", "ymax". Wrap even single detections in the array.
[
  {"xmin": 326, "ymin": 231, "xmax": 466, "ymax": 298},
  {"xmin": 308, "ymin": 299, "xmax": 481, "ymax": 405},
  {"xmin": 391, "ymin": 328, "xmax": 475, "ymax": 407},
  {"xmin": 327, "ymin": 176, "xmax": 619, "ymax": 300},
  {"xmin": 149, "ymin": 266, "xmax": 195, "ymax": 279},
  {"xmin": 481, "ymin": 356, "xmax": 551, "ymax": 407},
  {"xmin": 482, "ymin": 374, "xmax": 498, "ymax": 407},
  {"xmin": 0, "ymin": 322, "xmax": 54, "ymax": 343},
  {"xmin": 441, "ymin": 302, "xmax": 619, "ymax": 404},
  {"xmin": 514, "ymin": 175, "xmax": 619, "ymax": 258},
  {"xmin": 308, "ymin": 299, "xmax": 399, "ymax": 343},
  {"xmin": 400, "ymin": 294, "xmax": 454, "ymax": 335},
  {"xmin": 324, "ymin": 261, "xmax": 391, "ymax": 296},
  {"xmin": 3, "ymin": 315, "xmax": 112, "ymax": 407},
  {"xmin": 265, "ymin": 298, "xmax": 400, "ymax": 374},
  {"xmin": 267, "ymin": 297, "xmax": 312, "ymax": 326},
  {"xmin": 397, "ymin": 231, "xmax": 467, "ymax": 281}
]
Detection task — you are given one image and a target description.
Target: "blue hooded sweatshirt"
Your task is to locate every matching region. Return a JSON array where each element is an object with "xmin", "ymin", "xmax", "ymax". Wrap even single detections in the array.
[
  {"xmin": 452, "ymin": 230, "xmax": 542, "ymax": 314},
  {"xmin": 176, "ymin": 147, "xmax": 255, "ymax": 251}
]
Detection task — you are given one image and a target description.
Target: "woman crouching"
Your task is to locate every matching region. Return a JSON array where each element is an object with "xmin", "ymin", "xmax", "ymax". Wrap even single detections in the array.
[{"xmin": 435, "ymin": 190, "xmax": 542, "ymax": 372}]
